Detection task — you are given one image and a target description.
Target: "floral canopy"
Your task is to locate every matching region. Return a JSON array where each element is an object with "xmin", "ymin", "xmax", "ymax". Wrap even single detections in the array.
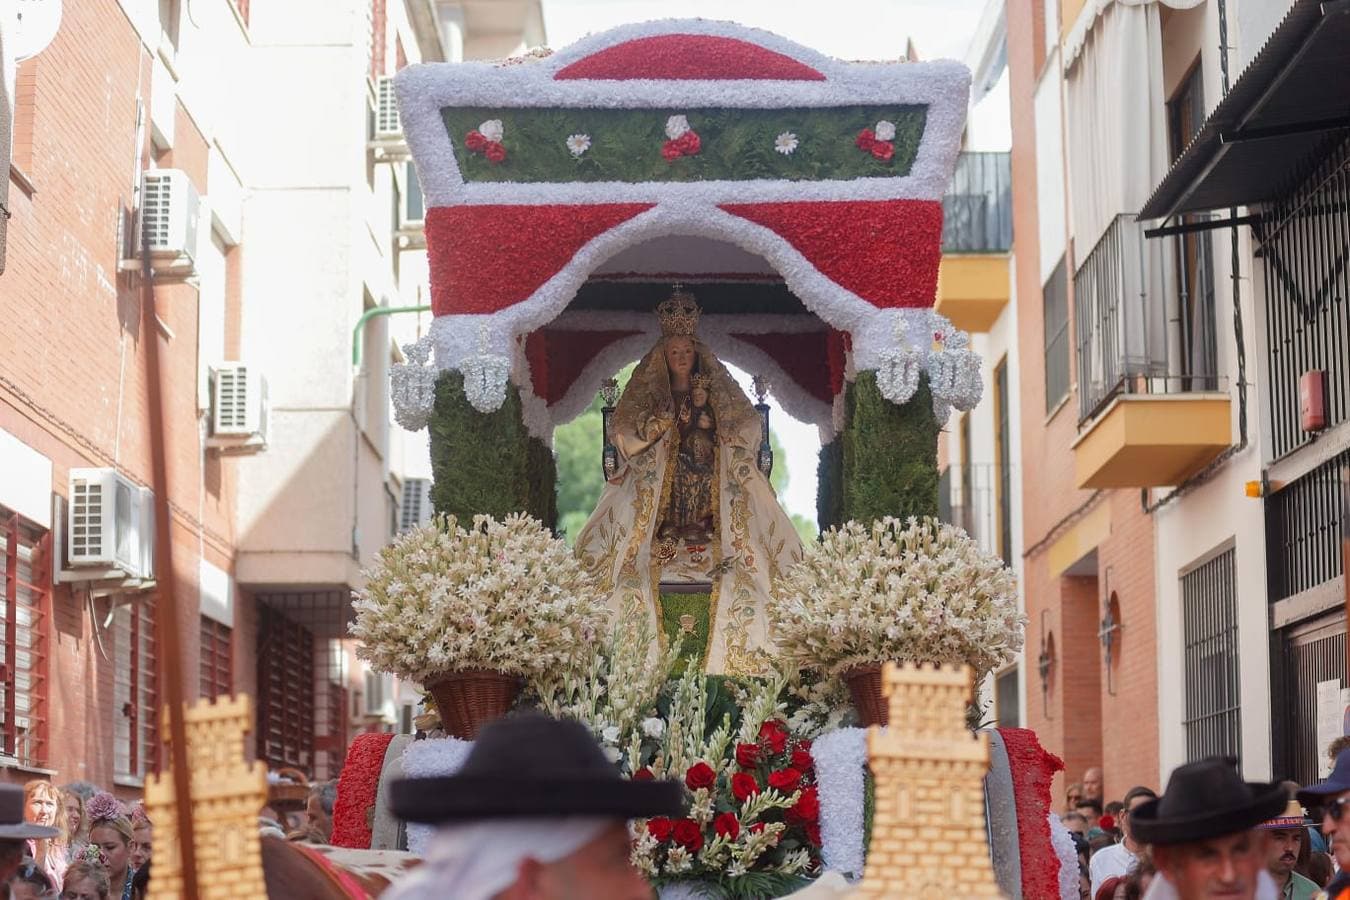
[{"xmin": 391, "ymin": 19, "xmax": 982, "ymax": 438}]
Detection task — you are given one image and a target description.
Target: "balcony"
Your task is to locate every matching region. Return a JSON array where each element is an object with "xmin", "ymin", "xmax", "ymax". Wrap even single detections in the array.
[
  {"xmin": 936, "ymin": 152, "xmax": 1012, "ymax": 333},
  {"xmin": 1071, "ymin": 214, "xmax": 1231, "ymax": 489}
]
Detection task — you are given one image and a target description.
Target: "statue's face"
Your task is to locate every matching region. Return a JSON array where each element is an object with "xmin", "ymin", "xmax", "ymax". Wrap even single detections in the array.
[{"xmin": 664, "ymin": 337, "xmax": 696, "ymax": 378}]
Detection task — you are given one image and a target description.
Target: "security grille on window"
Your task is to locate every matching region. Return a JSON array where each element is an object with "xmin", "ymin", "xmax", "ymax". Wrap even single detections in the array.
[
  {"xmin": 0, "ymin": 510, "xmax": 49, "ymax": 768},
  {"xmin": 199, "ymin": 616, "xmax": 233, "ymax": 701},
  {"xmin": 1043, "ymin": 256, "xmax": 1071, "ymax": 413},
  {"xmin": 114, "ymin": 599, "xmax": 159, "ymax": 779},
  {"xmin": 1182, "ymin": 548, "xmax": 1240, "ymax": 762},
  {"xmin": 257, "ymin": 605, "xmax": 316, "ymax": 771}
]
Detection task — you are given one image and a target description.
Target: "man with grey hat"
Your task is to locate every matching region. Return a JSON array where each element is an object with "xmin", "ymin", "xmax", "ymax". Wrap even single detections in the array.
[
  {"xmin": 1129, "ymin": 756, "xmax": 1287, "ymax": 900},
  {"xmin": 0, "ymin": 783, "xmax": 58, "ymax": 893}
]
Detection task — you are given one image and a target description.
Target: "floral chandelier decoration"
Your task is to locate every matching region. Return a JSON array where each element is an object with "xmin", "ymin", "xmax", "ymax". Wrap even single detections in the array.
[{"xmin": 388, "ymin": 18, "xmax": 983, "ymax": 433}]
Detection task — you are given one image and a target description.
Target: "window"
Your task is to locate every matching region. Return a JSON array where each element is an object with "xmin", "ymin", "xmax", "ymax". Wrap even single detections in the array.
[
  {"xmin": 0, "ymin": 511, "xmax": 49, "ymax": 767},
  {"xmin": 256, "ymin": 604, "xmax": 315, "ymax": 770},
  {"xmin": 1182, "ymin": 548, "xmax": 1240, "ymax": 762},
  {"xmin": 993, "ymin": 358, "xmax": 1012, "ymax": 564},
  {"xmin": 995, "ymin": 667, "xmax": 1020, "ymax": 728},
  {"xmin": 199, "ymin": 617, "xmax": 233, "ymax": 701},
  {"xmin": 1043, "ymin": 256, "xmax": 1071, "ymax": 412},
  {"xmin": 114, "ymin": 599, "xmax": 158, "ymax": 780}
]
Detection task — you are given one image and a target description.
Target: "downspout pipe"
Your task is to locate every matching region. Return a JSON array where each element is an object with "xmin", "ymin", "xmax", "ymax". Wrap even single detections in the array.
[{"xmin": 352, "ymin": 304, "xmax": 432, "ymax": 367}]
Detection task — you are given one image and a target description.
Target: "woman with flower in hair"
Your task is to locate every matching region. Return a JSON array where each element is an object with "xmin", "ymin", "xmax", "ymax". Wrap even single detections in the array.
[
  {"xmin": 84, "ymin": 794, "xmax": 133, "ymax": 900},
  {"xmin": 127, "ymin": 804, "xmax": 151, "ymax": 873},
  {"xmin": 62, "ymin": 860, "xmax": 112, "ymax": 900},
  {"xmin": 23, "ymin": 780, "xmax": 69, "ymax": 887}
]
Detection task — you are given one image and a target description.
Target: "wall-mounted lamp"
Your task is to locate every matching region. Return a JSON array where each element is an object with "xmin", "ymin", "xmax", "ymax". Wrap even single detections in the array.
[{"xmin": 1038, "ymin": 609, "xmax": 1056, "ymax": 719}]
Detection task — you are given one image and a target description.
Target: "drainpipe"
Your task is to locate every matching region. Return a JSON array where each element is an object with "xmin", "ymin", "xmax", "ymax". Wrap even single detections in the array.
[{"xmin": 352, "ymin": 304, "xmax": 432, "ymax": 367}]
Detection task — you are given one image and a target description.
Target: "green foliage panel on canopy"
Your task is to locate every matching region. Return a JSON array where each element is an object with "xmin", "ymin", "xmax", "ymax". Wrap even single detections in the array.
[{"xmin": 430, "ymin": 371, "xmax": 556, "ymax": 527}]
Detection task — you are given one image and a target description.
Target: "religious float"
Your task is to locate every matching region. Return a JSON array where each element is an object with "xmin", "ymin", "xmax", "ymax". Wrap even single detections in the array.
[{"xmin": 331, "ymin": 20, "xmax": 1076, "ymax": 898}]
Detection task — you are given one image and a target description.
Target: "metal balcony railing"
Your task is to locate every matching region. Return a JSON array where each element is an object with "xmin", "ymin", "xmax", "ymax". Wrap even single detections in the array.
[
  {"xmin": 1074, "ymin": 214, "xmax": 1223, "ymax": 423},
  {"xmin": 942, "ymin": 151, "xmax": 1012, "ymax": 254},
  {"xmin": 938, "ymin": 463, "xmax": 1002, "ymax": 560}
]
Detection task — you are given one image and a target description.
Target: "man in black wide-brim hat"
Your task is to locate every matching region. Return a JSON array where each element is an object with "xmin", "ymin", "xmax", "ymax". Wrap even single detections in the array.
[
  {"xmin": 1129, "ymin": 756, "xmax": 1288, "ymax": 900},
  {"xmin": 382, "ymin": 713, "xmax": 684, "ymax": 900}
]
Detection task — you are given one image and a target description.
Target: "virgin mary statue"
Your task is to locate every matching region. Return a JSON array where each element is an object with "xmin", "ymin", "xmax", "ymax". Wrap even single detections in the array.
[{"xmin": 574, "ymin": 287, "xmax": 803, "ymax": 675}]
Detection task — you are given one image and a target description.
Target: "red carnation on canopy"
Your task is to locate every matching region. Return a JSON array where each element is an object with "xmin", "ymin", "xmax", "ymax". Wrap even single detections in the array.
[
  {"xmin": 646, "ymin": 817, "xmax": 674, "ymax": 842},
  {"xmin": 870, "ymin": 141, "xmax": 894, "ymax": 162},
  {"xmin": 758, "ymin": 720, "xmax": 789, "ymax": 754},
  {"xmin": 731, "ymin": 772, "xmax": 761, "ymax": 802},
  {"xmin": 714, "ymin": 812, "xmax": 741, "ymax": 840},
  {"xmin": 485, "ymin": 141, "xmax": 507, "ymax": 163},
  {"xmin": 735, "ymin": 742, "xmax": 760, "ymax": 768},
  {"xmin": 685, "ymin": 762, "xmax": 717, "ymax": 791},
  {"xmin": 464, "ymin": 130, "xmax": 488, "ymax": 153},
  {"xmin": 633, "ymin": 767, "xmax": 655, "ymax": 782},
  {"xmin": 661, "ymin": 140, "xmax": 683, "ymax": 162},
  {"xmin": 855, "ymin": 128, "xmax": 876, "ymax": 151},
  {"xmin": 768, "ymin": 768, "xmax": 802, "ymax": 793},
  {"xmin": 787, "ymin": 786, "xmax": 820, "ymax": 824},
  {"xmin": 677, "ymin": 130, "xmax": 701, "ymax": 155},
  {"xmin": 672, "ymin": 818, "xmax": 704, "ymax": 852}
]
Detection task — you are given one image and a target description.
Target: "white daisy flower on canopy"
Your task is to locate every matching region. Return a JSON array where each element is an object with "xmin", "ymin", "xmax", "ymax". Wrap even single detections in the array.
[
  {"xmin": 478, "ymin": 119, "xmax": 504, "ymax": 142},
  {"xmin": 874, "ymin": 119, "xmax": 896, "ymax": 141},
  {"xmin": 665, "ymin": 114, "xmax": 691, "ymax": 139},
  {"xmin": 566, "ymin": 133, "xmax": 592, "ymax": 157},
  {"xmin": 774, "ymin": 131, "xmax": 799, "ymax": 155}
]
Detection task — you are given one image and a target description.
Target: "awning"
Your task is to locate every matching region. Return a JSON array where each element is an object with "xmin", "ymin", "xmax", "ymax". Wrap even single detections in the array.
[{"xmin": 1139, "ymin": 0, "xmax": 1350, "ymax": 221}]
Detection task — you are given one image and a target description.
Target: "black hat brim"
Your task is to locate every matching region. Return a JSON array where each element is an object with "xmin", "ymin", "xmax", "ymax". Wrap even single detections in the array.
[
  {"xmin": 1130, "ymin": 782, "xmax": 1288, "ymax": 846},
  {"xmin": 391, "ymin": 775, "xmax": 686, "ymax": 824}
]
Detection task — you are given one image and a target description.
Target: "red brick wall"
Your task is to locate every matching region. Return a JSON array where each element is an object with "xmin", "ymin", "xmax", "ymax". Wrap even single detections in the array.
[
  {"xmin": 1008, "ymin": 0, "xmax": 1162, "ymax": 807},
  {"xmin": 0, "ymin": 0, "xmax": 245, "ymax": 790}
]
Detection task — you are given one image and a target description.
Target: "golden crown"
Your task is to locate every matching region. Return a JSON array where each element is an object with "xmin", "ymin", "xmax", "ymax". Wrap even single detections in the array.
[
  {"xmin": 657, "ymin": 285, "xmax": 702, "ymax": 337},
  {"xmin": 691, "ymin": 373, "xmax": 713, "ymax": 391}
]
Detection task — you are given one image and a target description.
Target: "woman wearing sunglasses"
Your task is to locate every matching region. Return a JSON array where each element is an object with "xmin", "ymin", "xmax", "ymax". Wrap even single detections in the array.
[{"xmin": 1296, "ymin": 749, "xmax": 1350, "ymax": 900}]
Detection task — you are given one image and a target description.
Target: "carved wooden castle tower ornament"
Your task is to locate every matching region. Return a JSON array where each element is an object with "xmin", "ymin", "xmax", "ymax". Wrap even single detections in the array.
[
  {"xmin": 855, "ymin": 663, "xmax": 1004, "ymax": 898},
  {"xmin": 144, "ymin": 695, "xmax": 269, "ymax": 899}
]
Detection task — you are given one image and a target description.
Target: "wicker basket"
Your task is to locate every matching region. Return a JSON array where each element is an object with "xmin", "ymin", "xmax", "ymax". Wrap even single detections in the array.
[
  {"xmin": 426, "ymin": 669, "xmax": 523, "ymax": 740},
  {"xmin": 269, "ymin": 766, "xmax": 311, "ymax": 812},
  {"xmin": 843, "ymin": 665, "xmax": 888, "ymax": 727}
]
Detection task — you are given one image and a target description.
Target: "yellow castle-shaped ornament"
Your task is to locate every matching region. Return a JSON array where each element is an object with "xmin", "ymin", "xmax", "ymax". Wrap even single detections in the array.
[
  {"xmin": 144, "ymin": 695, "xmax": 268, "ymax": 899},
  {"xmin": 853, "ymin": 663, "xmax": 1004, "ymax": 899}
]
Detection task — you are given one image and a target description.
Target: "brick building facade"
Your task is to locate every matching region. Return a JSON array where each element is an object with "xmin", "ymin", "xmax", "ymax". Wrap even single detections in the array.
[{"xmin": 0, "ymin": 0, "xmax": 549, "ymax": 795}]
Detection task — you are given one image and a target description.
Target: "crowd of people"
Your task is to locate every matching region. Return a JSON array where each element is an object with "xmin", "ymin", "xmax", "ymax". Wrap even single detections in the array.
[
  {"xmin": 0, "ymin": 774, "xmax": 336, "ymax": 900},
  {"xmin": 1061, "ymin": 741, "xmax": 1350, "ymax": 900}
]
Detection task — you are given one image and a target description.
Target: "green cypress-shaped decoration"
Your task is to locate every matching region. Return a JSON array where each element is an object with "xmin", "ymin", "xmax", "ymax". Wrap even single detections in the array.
[
  {"xmin": 816, "ymin": 439, "xmax": 843, "ymax": 534},
  {"xmin": 429, "ymin": 371, "xmax": 557, "ymax": 528},
  {"xmin": 840, "ymin": 371, "xmax": 939, "ymax": 523}
]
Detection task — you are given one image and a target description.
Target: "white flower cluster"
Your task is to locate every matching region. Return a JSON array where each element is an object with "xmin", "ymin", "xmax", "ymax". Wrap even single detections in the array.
[
  {"xmin": 769, "ymin": 517, "xmax": 1025, "ymax": 680},
  {"xmin": 530, "ymin": 602, "xmax": 680, "ymax": 762},
  {"xmin": 350, "ymin": 513, "xmax": 609, "ymax": 682}
]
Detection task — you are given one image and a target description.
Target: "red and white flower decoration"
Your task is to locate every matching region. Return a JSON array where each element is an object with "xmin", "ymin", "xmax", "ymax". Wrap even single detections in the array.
[
  {"xmin": 464, "ymin": 118, "xmax": 507, "ymax": 163},
  {"xmin": 855, "ymin": 118, "xmax": 896, "ymax": 162},
  {"xmin": 661, "ymin": 113, "xmax": 702, "ymax": 162}
]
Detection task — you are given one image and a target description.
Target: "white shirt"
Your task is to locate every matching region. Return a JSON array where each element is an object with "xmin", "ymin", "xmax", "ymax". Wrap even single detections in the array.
[{"xmin": 1090, "ymin": 842, "xmax": 1139, "ymax": 897}]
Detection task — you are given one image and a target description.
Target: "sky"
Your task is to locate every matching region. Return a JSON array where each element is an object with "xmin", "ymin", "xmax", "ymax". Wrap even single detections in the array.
[{"xmin": 541, "ymin": 0, "xmax": 1000, "ymax": 523}]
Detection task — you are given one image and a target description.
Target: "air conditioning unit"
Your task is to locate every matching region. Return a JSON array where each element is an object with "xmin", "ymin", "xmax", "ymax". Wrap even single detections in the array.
[
  {"xmin": 62, "ymin": 469, "xmax": 155, "ymax": 583},
  {"xmin": 399, "ymin": 478, "xmax": 431, "ymax": 532},
  {"xmin": 207, "ymin": 364, "xmax": 268, "ymax": 451},
  {"xmin": 140, "ymin": 169, "xmax": 200, "ymax": 271},
  {"xmin": 363, "ymin": 669, "xmax": 397, "ymax": 722},
  {"xmin": 374, "ymin": 76, "xmax": 401, "ymax": 139}
]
